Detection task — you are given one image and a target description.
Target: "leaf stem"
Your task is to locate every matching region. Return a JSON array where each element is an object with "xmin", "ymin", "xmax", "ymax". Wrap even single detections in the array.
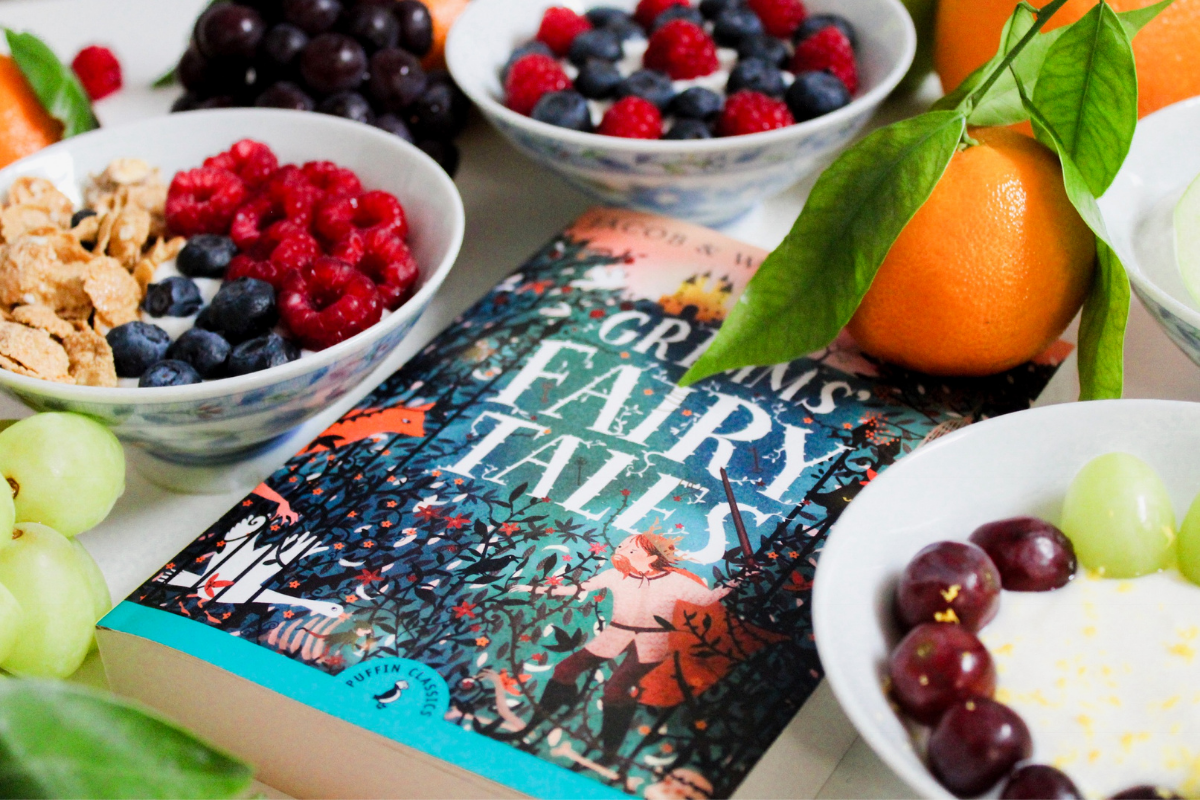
[{"xmin": 960, "ymin": 0, "xmax": 1073, "ymax": 116}]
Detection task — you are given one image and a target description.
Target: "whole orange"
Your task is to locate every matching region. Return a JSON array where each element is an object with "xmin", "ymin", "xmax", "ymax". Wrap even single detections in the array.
[
  {"xmin": 421, "ymin": 0, "xmax": 471, "ymax": 70},
  {"xmin": 0, "ymin": 56, "xmax": 62, "ymax": 169},
  {"xmin": 934, "ymin": 0, "xmax": 1200, "ymax": 118},
  {"xmin": 846, "ymin": 127, "xmax": 1095, "ymax": 376}
]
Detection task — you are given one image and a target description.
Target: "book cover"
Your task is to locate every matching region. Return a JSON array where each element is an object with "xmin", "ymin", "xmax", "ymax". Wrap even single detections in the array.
[{"xmin": 99, "ymin": 208, "xmax": 1068, "ymax": 798}]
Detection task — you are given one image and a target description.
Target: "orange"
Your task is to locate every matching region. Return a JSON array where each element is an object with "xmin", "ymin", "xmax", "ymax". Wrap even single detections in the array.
[
  {"xmin": 934, "ymin": 0, "xmax": 1200, "ymax": 118},
  {"xmin": 0, "ymin": 55, "xmax": 62, "ymax": 169},
  {"xmin": 846, "ymin": 127, "xmax": 1095, "ymax": 376},
  {"xmin": 421, "ymin": 0, "xmax": 471, "ymax": 70}
]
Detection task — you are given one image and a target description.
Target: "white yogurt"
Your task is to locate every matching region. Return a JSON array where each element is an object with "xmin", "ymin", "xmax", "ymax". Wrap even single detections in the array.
[{"xmin": 979, "ymin": 571, "xmax": 1200, "ymax": 798}]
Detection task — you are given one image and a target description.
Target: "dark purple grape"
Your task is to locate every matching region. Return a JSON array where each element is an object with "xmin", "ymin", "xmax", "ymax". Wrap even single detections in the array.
[
  {"xmin": 255, "ymin": 80, "xmax": 316, "ymax": 109},
  {"xmin": 178, "ymin": 44, "xmax": 253, "ymax": 98},
  {"xmin": 374, "ymin": 113, "xmax": 414, "ymax": 142},
  {"xmin": 896, "ymin": 541, "xmax": 1001, "ymax": 633},
  {"xmin": 195, "ymin": 3, "xmax": 266, "ymax": 59},
  {"xmin": 970, "ymin": 517, "xmax": 1077, "ymax": 592},
  {"xmin": 1110, "ymin": 788, "xmax": 1183, "ymax": 799},
  {"xmin": 1001, "ymin": 765, "xmax": 1083, "ymax": 799},
  {"xmin": 418, "ymin": 139, "xmax": 459, "ymax": 177},
  {"xmin": 407, "ymin": 81, "xmax": 464, "ymax": 138},
  {"xmin": 367, "ymin": 47, "xmax": 426, "ymax": 112},
  {"xmin": 240, "ymin": 0, "xmax": 285, "ymax": 23},
  {"xmin": 171, "ymin": 93, "xmax": 201, "ymax": 112},
  {"xmin": 178, "ymin": 46, "xmax": 212, "ymax": 93},
  {"xmin": 928, "ymin": 698, "xmax": 1032, "ymax": 797},
  {"xmin": 300, "ymin": 32, "xmax": 367, "ymax": 93},
  {"xmin": 393, "ymin": 0, "xmax": 433, "ymax": 57},
  {"xmin": 283, "ymin": 0, "xmax": 343, "ymax": 33},
  {"xmin": 317, "ymin": 90, "xmax": 375, "ymax": 122},
  {"xmin": 193, "ymin": 95, "xmax": 239, "ymax": 109},
  {"xmin": 262, "ymin": 23, "xmax": 309, "ymax": 68},
  {"xmin": 888, "ymin": 622, "xmax": 995, "ymax": 725},
  {"xmin": 343, "ymin": 3, "xmax": 399, "ymax": 50}
]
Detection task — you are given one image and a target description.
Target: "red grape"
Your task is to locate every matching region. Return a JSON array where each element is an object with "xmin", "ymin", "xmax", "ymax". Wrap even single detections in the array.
[
  {"xmin": 896, "ymin": 541, "xmax": 1001, "ymax": 632},
  {"xmin": 928, "ymin": 697, "xmax": 1031, "ymax": 798},
  {"xmin": 299, "ymin": 32, "xmax": 367, "ymax": 94},
  {"xmin": 195, "ymin": 3, "xmax": 266, "ymax": 60},
  {"xmin": 1001, "ymin": 765, "xmax": 1082, "ymax": 799},
  {"xmin": 1110, "ymin": 788, "xmax": 1183, "ymax": 799},
  {"xmin": 970, "ymin": 517, "xmax": 1077, "ymax": 592},
  {"xmin": 888, "ymin": 622, "xmax": 995, "ymax": 725}
]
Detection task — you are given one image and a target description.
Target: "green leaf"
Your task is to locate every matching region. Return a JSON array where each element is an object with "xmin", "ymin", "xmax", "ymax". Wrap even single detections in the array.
[
  {"xmin": 152, "ymin": 67, "xmax": 177, "ymax": 89},
  {"xmin": 3, "ymin": 30, "xmax": 97, "ymax": 138},
  {"xmin": 0, "ymin": 680, "xmax": 254, "ymax": 799},
  {"xmin": 1032, "ymin": 2, "xmax": 1136, "ymax": 198},
  {"xmin": 679, "ymin": 110, "xmax": 965, "ymax": 386},
  {"xmin": 1117, "ymin": 0, "xmax": 1175, "ymax": 37}
]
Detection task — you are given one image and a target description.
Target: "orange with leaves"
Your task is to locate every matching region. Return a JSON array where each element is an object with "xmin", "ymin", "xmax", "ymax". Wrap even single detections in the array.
[{"xmin": 0, "ymin": 55, "xmax": 62, "ymax": 169}]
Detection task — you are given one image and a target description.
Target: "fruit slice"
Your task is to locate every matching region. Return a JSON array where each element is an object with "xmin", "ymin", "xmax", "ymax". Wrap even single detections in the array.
[
  {"xmin": 1175, "ymin": 170, "xmax": 1200, "ymax": 308},
  {"xmin": 0, "ymin": 523, "xmax": 95, "ymax": 678},
  {"xmin": 1178, "ymin": 489, "xmax": 1200, "ymax": 586},
  {"xmin": 0, "ymin": 413, "xmax": 125, "ymax": 537},
  {"xmin": 0, "ymin": 55, "xmax": 63, "ymax": 169},
  {"xmin": 1060, "ymin": 453, "xmax": 1175, "ymax": 579}
]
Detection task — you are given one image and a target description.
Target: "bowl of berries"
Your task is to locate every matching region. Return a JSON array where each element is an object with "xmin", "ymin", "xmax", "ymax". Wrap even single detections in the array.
[
  {"xmin": 812, "ymin": 399, "xmax": 1200, "ymax": 799},
  {"xmin": 446, "ymin": 0, "xmax": 915, "ymax": 226},
  {"xmin": 0, "ymin": 108, "xmax": 463, "ymax": 465}
]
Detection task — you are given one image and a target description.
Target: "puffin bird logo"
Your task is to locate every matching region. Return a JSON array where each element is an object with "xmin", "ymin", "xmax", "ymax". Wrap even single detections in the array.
[{"xmin": 373, "ymin": 680, "xmax": 410, "ymax": 709}]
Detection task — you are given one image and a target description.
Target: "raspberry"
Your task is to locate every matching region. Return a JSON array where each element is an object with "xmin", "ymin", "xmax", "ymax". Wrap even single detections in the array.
[
  {"xmin": 229, "ymin": 195, "xmax": 282, "ymax": 252},
  {"xmin": 718, "ymin": 90, "xmax": 795, "ymax": 136},
  {"xmin": 279, "ymin": 257, "xmax": 383, "ymax": 350},
  {"xmin": 315, "ymin": 190, "xmax": 408, "ymax": 243},
  {"xmin": 226, "ymin": 254, "xmax": 287, "ymax": 289},
  {"xmin": 504, "ymin": 53, "xmax": 571, "ymax": 116},
  {"xmin": 536, "ymin": 7, "xmax": 592, "ymax": 57},
  {"xmin": 71, "ymin": 45, "xmax": 122, "ymax": 101},
  {"xmin": 747, "ymin": 0, "xmax": 807, "ymax": 38},
  {"xmin": 204, "ymin": 140, "xmax": 280, "ymax": 190},
  {"xmin": 644, "ymin": 20, "xmax": 718, "ymax": 80},
  {"xmin": 791, "ymin": 26, "xmax": 858, "ymax": 94},
  {"xmin": 357, "ymin": 228, "xmax": 419, "ymax": 310},
  {"xmin": 330, "ymin": 230, "xmax": 366, "ymax": 265},
  {"xmin": 265, "ymin": 166, "xmax": 323, "ymax": 225},
  {"xmin": 634, "ymin": 0, "xmax": 689, "ymax": 29},
  {"xmin": 165, "ymin": 167, "xmax": 247, "ymax": 236},
  {"xmin": 227, "ymin": 230, "xmax": 320, "ymax": 291},
  {"xmin": 301, "ymin": 161, "xmax": 364, "ymax": 198},
  {"xmin": 598, "ymin": 96, "xmax": 663, "ymax": 139}
]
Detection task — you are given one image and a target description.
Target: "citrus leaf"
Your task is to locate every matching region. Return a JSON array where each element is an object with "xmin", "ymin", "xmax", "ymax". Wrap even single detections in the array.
[
  {"xmin": 1032, "ymin": 2, "xmax": 1136, "ymax": 198},
  {"xmin": 679, "ymin": 110, "xmax": 965, "ymax": 386},
  {"xmin": 152, "ymin": 67, "xmax": 177, "ymax": 89},
  {"xmin": 0, "ymin": 680, "xmax": 254, "ymax": 799},
  {"xmin": 3, "ymin": 29, "xmax": 97, "ymax": 138},
  {"xmin": 1117, "ymin": 0, "xmax": 1175, "ymax": 37}
]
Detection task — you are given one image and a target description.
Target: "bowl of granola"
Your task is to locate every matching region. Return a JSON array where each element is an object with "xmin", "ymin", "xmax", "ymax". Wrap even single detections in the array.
[{"xmin": 0, "ymin": 109, "xmax": 463, "ymax": 464}]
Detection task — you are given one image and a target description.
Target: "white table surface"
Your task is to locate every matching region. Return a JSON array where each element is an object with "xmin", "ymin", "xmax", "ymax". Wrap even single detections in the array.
[{"xmin": 4, "ymin": 0, "xmax": 1200, "ymax": 796}]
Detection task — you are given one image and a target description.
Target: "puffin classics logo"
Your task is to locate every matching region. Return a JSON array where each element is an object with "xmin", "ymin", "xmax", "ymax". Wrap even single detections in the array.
[{"xmin": 344, "ymin": 657, "xmax": 450, "ymax": 717}]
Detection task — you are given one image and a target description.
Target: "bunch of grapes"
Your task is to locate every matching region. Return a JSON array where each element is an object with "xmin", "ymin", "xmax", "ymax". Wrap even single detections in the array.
[
  {"xmin": 171, "ymin": 0, "xmax": 469, "ymax": 176},
  {"xmin": 0, "ymin": 414, "xmax": 124, "ymax": 679}
]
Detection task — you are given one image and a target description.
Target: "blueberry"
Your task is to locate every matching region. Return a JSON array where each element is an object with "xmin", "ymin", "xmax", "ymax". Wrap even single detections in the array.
[
  {"xmin": 531, "ymin": 90, "xmax": 593, "ymax": 132},
  {"xmin": 794, "ymin": 13, "xmax": 857, "ymax": 48},
  {"xmin": 699, "ymin": 0, "xmax": 743, "ymax": 20},
  {"xmin": 713, "ymin": 7, "xmax": 763, "ymax": 46},
  {"xmin": 585, "ymin": 6, "xmax": 631, "ymax": 27},
  {"xmin": 727, "ymin": 58, "xmax": 785, "ymax": 97},
  {"xmin": 196, "ymin": 277, "xmax": 278, "ymax": 343},
  {"xmin": 670, "ymin": 86, "xmax": 723, "ymax": 119},
  {"xmin": 142, "ymin": 276, "xmax": 203, "ymax": 318},
  {"xmin": 70, "ymin": 209, "xmax": 96, "ymax": 227},
  {"xmin": 373, "ymin": 112, "xmax": 415, "ymax": 142},
  {"xmin": 501, "ymin": 40, "xmax": 553, "ymax": 81},
  {"xmin": 317, "ymin": 90, "xmax": 376, "ymax": 123},
  {"xmin": 737, "ymin": 33, "xmax": 789, "ymax": 67},
  {"xmin": 575, "ymin": 58, "xmax": 622, "ymax": 99},
  {"xmin": 567, "ymin": 29, "xmax": 622, "ymax": 65},
  {"xmin": 177, "ymin": 234, "xmax": 238, "ymax": 278},
  {"xmin": 227, "ymin": 333, "xmax": 300, "ymax": 376},
  {"xmin": 785, "ymin": 70, "xmax": 851, "ymax": 121},
  {"xmin": 106, "ymin": 322, "xmax": 171, "ymax": 378},
  {"xmin": 664, "ymin": 118, "xmax": 712, "ymax": 139},
  {"xmin": 652, "ymin": 5, "xmax": 704, "ymax": 29},
  {"xmin": 616, "ymin": 69, "xmax": 675, "ymax": 110},
  {"xmin": 139, "ymin": 360, "xmax": 203, "ymax": 388},
  {"xmin": 166, "ymin": 328, "xmax": 231, "ymax": 379}
]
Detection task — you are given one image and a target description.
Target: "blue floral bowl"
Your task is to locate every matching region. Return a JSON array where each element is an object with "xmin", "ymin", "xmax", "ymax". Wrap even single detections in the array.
[
  {"xmin": 446, "ymin": 0, "xmax": 915, "ymax": 226},
  {"xmin": 0, "ymin": 109, "xmax": 464, "ymax": 465}
]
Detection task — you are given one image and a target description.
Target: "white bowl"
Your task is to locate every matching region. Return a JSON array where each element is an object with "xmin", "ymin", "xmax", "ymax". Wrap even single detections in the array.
[
  {"xmin": 1099, "ymin": 96, "xmax": 1200, "ymax": 369},
  {"xmin": 446, "ymin": 0, "xmax": 915, "ymax": 226},
  {"xmin": 811, "ymin": 399, "xmax": 1200, "ymax": 799},
  {"xmin": 0, "ymin": 109, "xmax": 464, "ymax": 464}
]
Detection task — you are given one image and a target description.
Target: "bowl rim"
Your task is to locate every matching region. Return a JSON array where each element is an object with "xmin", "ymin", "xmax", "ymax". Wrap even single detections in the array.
[
  {"xmin": 0, "ymin": 107, "xmax": 465, "ymax": 403},
  {"xmin": 810, "ymin": 397, "xmax": 1200, "ymax": 799},
  {"xmin": 445, "ymin": 0, "xmax": 916, "ymax": 154},
  {"xmin": 1107, "ymin": 95, "xmax": 1200, "ymax": 333}
]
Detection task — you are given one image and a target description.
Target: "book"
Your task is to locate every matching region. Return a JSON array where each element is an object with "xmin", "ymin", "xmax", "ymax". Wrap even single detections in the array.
[{"xmin": 97, "ymin": 208, "xmax": 1069, "ymax": 799}]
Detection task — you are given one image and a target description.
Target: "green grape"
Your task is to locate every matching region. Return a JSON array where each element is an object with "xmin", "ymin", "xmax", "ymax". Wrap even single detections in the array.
[
  {"xmin": 0, "ymin": 523, "xmax": 95, "ymax": 678},
  {"xmin": 1178, "ymin": 491, "xmax": 1200, "ymax": 586},
  {"xmin": 71, "ymin": 539, "xmax": 112, "ymax": 623},
  {"xmin": 0, "ymin": 483, "xmax": 13, "ymax": 551},
  {"xmin": 0, "ymin": 413, "xmax": 125, "ymax": 537},
  {"xmin": 1061, "ymin": 453, "xmax": 1176, "ymax": 579},
  {"xmin": 0, "ymin": 581, "xmax": 22, "ymax": 664}
]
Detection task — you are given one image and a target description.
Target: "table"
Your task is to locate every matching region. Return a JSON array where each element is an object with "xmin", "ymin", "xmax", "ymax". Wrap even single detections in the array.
[{"xmin": 4, "ymin": 0, "xmax": 1200, "ymax": 795}]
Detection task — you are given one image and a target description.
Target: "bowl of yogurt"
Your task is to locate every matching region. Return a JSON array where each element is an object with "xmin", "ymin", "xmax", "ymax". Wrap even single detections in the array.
[
  {"xmin": 0, "ymin": 109, "xmax": 464, "ymax": 465},
  {"xmin": 812, "ymin": 399, "xmax": 1200, "ymax": 798},
  {"xmin": 446, "ymin": 0, "xmax": 915, "ymax": 226}
]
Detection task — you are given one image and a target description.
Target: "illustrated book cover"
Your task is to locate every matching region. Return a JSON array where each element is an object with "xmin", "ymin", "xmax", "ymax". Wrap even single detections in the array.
[{"xmin": 97, "ymin": 208, "xmax": 1069, "ymax": 799}]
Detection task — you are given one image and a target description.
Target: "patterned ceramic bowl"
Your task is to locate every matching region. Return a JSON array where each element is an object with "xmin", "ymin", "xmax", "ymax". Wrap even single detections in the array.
[
  {"xmin": 446, "ymin": 0, "xmax": 915, "ymax": 226},
  {"xmin": 1100, "ymin": 97, "xmax": 1200, "ymax": 370},
  {"xmin": 0, "ymin": 109, "xmax": 464, "ymax": 464}
]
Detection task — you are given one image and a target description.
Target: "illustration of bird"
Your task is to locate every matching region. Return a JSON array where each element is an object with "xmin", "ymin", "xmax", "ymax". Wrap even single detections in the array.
[{"xmin": 373, "ymin": 680, "xmax": 410, "ymax": 706}]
